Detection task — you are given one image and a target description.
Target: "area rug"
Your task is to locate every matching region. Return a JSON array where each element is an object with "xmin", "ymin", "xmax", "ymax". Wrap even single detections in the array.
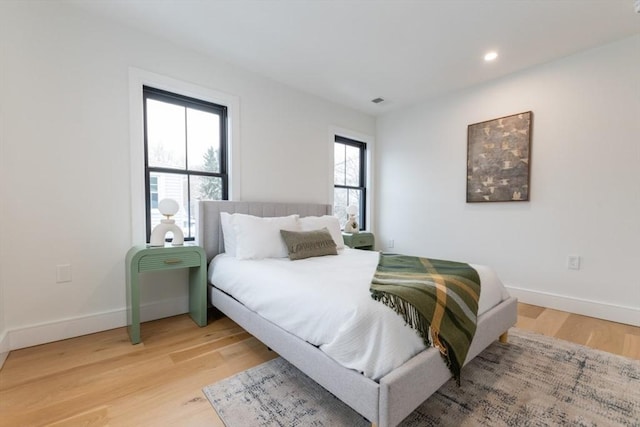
[{"xmin": 203, "ymin": 329, "xmax": 640, "ymax": 426}]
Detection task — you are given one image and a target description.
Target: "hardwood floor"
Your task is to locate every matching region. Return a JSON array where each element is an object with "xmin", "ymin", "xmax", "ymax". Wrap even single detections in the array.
[
  {"xmin": 1, "ymin": 303, "xmax": 638, "ymax": 426},
  {"xmin": 516, "ymin": 303, "xmax": 640, "ymax": 358}
]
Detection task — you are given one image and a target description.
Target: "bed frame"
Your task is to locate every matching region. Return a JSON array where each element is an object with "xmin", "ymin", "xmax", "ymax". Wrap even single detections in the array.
[{"xmin": 197, "ymin": 200, "xmax": 518, "ymax": 427}]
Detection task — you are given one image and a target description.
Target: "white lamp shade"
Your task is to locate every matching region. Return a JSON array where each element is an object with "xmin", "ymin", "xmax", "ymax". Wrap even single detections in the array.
[
  {"xmin": 158, "ymin": 198, "xmax": 180, "ymax": 217},
  {"xmin": 346, "ymin": 205, "xmax": 358, "ymax": 215}
]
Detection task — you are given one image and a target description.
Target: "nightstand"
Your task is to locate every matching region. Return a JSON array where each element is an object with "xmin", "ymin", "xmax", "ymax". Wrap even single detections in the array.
[
  {"xmin": 342, "ymin": 232, "xmax": 375, "ymax": 250},
  {"xmin": 125, "ymin": 244, "xmax": 208, "ymax": 344}
]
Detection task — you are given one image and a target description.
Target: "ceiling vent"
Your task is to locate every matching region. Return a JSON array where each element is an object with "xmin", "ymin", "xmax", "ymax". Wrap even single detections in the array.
[{"xmin": 371, "ymin": 97, "xmax": 385, "ymax": 104}]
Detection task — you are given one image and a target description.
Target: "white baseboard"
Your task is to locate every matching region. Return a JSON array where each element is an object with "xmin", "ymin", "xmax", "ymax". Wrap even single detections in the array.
[
  {"xmin": 4, "ymin": 287, "xmax": 635, "ymax": 359},
  {"xmin": 6, "ymin": 296, "xmax": 189, "ymax": 352},
  {"xmin": 0, "ymin": 330, "xmax": 9, "ymax": 370},
  {"xmin": 506, "ymin": 286, "xmax": 640, "ymax": 327}
]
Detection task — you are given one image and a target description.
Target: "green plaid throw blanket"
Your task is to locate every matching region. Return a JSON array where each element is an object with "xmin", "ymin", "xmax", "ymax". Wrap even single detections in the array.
[{"xmin": 370, "ymin": 254, "xmax": 481, "ymax": 383}]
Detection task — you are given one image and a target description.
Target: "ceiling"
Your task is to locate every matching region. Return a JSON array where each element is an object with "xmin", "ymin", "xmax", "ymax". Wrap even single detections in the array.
[{"xmin": 69, "ymin": 0, "xmax": 640, "ymax": 116}]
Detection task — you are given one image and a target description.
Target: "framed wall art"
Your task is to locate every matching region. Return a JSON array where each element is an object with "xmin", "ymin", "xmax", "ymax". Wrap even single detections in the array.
[{"xmin": 466, "ymin": 111, "xmax": 532, "ymax": 202}]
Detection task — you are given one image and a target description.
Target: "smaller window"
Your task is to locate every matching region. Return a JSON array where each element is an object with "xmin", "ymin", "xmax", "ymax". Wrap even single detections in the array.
[{"xmin": 333, "ymin": 136, "xmax": 367, "ymax": 230}]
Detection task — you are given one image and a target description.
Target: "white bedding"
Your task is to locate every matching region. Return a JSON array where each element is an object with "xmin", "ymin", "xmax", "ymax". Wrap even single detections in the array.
[{"xmin": 209, "ymin": 248, "xmax": 510, "ymax": 380}]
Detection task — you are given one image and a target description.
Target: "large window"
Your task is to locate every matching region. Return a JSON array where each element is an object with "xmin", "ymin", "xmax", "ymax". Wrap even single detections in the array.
[
  {"xmin": 144, "ymin": 86, "xmax": 228, "ymax": 242},
  {"xmin": 334, "ymin": 135, "xmax": 367, "ymax": 230}
]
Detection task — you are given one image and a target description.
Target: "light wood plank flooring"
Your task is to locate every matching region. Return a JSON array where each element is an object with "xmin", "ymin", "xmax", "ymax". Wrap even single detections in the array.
[{"xmin": 1, "ymin": 303, "xmax": 638, "ymax": 426}]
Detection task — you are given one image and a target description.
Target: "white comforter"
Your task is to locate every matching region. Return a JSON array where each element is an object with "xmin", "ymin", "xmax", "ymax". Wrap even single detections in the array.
[{"xmin": 209, "ymin": 248, "xmax": 510, "ymax": 380}]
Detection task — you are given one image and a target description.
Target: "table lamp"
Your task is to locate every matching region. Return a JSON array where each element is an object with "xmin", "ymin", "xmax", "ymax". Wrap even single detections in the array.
[
  {"xmin": 149, "ymin": 199, "xmax": 184, "ymax": 246},
  {"xmin": 344, "ymin": 204, "xmax": 359, "ymax": 233}
]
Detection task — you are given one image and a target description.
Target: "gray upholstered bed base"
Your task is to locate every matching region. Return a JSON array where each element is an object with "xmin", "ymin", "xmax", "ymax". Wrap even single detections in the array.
[{"xmin": 197, "ymin": 201, "xmax": 518, "ymax": 427}]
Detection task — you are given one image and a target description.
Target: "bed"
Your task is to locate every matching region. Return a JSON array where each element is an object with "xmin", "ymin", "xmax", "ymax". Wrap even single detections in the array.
[{"xmin": 197, "ymin": 200, "xmax": 518, "ymax": 427}]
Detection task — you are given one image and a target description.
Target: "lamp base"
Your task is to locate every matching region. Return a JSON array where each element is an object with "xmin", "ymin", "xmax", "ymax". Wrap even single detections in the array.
[
  {"xmin": 344, "ymin": 220, "xmax": 359, "ymax": 234},
  {"xmin": 149, "ymin": 222, "xmax": 185, "ymax": 247}
]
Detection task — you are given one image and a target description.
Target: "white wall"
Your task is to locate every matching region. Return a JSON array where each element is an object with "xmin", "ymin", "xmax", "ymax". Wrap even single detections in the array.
[
  {"xmin": 376, "ymin": 35, "xmax": 640, "ymax": 326},
  {"xmin": 0, "ymin": 270, "xmax": 7, "ymax": 368},
  {"xmin": 0, "ymin": 2, "xmax": 374, "ymax": 350},
  {"xmin": 0, "ymin": 41, "xmax": 8, "ymax": 367}
]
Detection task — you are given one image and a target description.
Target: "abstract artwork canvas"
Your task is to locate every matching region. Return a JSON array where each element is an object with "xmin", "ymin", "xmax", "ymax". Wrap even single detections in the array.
[{"xmin": 466, "ymin": 111, "xmax": 532, "ymax": 202}]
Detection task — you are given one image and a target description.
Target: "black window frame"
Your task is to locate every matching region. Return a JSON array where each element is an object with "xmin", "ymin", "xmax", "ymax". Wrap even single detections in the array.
[
  {"xmin": 143, "ymin": 86, "xmax": 228, "ymax": 242},
  {"xmin": 334, "ymin": 135, "xmax": 367, "ymax": 230}
]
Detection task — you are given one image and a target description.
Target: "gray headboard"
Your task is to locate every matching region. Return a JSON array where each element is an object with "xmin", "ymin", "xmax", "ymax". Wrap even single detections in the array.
[{"xmin": 196, "ymin": 200, "xmax": 332, "ymax": 262}]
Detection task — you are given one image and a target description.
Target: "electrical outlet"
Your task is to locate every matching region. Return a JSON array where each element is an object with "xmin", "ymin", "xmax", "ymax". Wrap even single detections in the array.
[
  {"xmin": 56, "ymin": 264, "xmax": 72, "ymax": 283},
  {"xmin": 388, "ymin": 239, "xmax": 394, "ymax": 249},
  {"xmin": 567, "ymin": 255, "xmax": 581, "ymax": 270}
]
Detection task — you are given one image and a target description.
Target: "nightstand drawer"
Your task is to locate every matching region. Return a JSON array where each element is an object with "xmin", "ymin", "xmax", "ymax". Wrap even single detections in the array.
[
  {"xmin": 351, "ymin": 234, "xmax": 373, "ymax": 247},
  {"xmin": 137, "ymin": 251, "xmax": 201, "ymax": 272},
  {"xmin": 342, "ymin": 232, "xmax": 375, "ymax": 250}
]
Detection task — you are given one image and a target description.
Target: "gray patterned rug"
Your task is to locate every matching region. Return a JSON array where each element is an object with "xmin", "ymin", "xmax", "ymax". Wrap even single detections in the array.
[{"xmin": 203, "ymin": 329, "xmax": 640, "ymax": 426}]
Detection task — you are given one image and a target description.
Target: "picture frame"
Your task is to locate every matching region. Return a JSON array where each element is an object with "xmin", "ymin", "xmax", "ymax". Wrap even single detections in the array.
[{"xmin": 466, "ymin": 111, "xmax": 532, "ymax": 202}]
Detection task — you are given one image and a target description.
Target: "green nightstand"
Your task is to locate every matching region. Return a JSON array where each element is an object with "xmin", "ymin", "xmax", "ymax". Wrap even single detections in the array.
[
  {"xmin": 125, "ymin": 244, "xmax": 208, "ymax": 344},
  {"xmin": 342, "ymin": 232, "xmax": 375, "ymax": 250}
]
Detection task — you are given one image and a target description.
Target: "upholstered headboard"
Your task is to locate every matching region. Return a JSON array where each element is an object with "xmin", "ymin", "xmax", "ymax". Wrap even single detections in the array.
[{"xmin": 196, "ymin": 200, "xmax": 332, "ymax": 262}]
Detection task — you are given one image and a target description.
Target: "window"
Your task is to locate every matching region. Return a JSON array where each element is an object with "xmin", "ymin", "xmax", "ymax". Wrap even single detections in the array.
[
  {"xmin": 333, "ymin": 135, "xmax": 366, "ymax": 230},
  {"xmin": 149, "ymin": 176, "xmax": 159, "ymax": 209},
  {"xmin": 143, "ymin": 86, "xmax": 228, "ymax": 242}
]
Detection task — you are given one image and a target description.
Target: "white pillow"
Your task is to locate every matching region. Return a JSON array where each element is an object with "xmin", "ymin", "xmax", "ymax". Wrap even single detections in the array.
[
  {"xmin": 299, "ymin": 215, "xmax": 344, "ymax": 250},
  {"xmin": 220, "ymin": 212, "xmax": 237, "ymax": 256},
  {"xmin": 232, "ymin": 213, "xmax": 300, "ymax": 260}
]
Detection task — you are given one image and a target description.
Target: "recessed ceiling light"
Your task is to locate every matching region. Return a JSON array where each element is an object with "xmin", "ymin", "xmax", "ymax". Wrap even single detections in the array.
[{"xmin": 484, "ymin": 51, "xmax": 498, "ymax": 61}]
